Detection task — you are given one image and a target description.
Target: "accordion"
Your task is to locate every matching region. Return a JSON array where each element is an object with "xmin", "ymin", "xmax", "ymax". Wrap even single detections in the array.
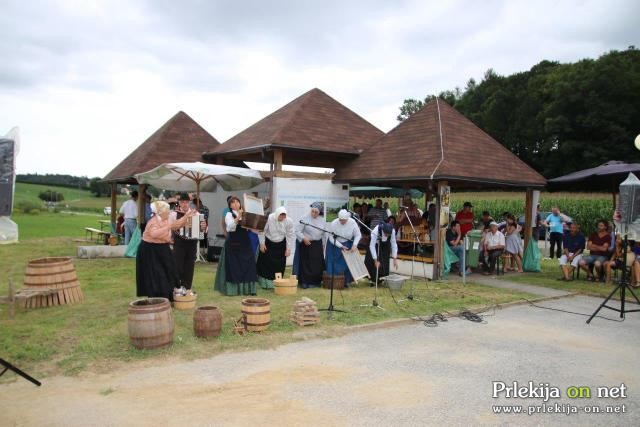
[{"xmin": 178, "ymin": 213, "xmax": 205, "ymax": 240}]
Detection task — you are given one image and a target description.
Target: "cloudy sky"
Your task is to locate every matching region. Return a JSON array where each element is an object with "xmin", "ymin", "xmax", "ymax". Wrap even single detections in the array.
[{"xmin": 1, "ymin": 0, "xmax": 638, "ymax": 177}]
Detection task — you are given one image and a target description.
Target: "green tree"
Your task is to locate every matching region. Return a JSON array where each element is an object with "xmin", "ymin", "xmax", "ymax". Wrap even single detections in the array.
[{"xmin": 89, "ymin": 177, "xmax": 111, "ymax": 197}]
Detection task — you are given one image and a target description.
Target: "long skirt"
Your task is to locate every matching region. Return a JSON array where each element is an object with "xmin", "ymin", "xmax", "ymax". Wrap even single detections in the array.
[
  {"xmin": 216, "ymin": 227, "xmax": 257, "ymax": 296},
  {"xmin": 325, "ymin": 240, "xmax": 354, "ymax": 285},
  {"xmin": 256, "ymin": 238, "xmax": 286, "ymax": 289},
  {"xmin": 296, "ymin": 240, "xmax": 324, "ymax": 287},
  {"xmin": 136, "ymin": 241, "xmax": 178, "ymax": 301},
  {"xmin": 364, "ymin": 239, "xmax": 391, "ymax": 281}
]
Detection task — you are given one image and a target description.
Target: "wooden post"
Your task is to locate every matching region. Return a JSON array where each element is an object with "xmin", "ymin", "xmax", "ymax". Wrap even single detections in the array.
[
  {"xmin": 273, "ymin": 149, "xmax": 283, "ymax": 173},
  {"xmin": 523, "ymin": 188, "xmax": 534, "ymax": 251},
  {"xmin": 110, "ymin": 183, "xmax": 117, "ymax": 225},
  {"xmin": 8, "ymin": 279, "xmax": 15, "ymax": 319},
  {"xmin": 138, "ymin": 184, "xmax": 146, "ymax": 225},
  {"xmin": 433, "ymin": 180, "xmax": 447, "ymax": 280}
]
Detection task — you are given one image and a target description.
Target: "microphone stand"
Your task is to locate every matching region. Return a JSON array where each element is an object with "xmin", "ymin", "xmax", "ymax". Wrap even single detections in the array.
[
  {"xmin": 349, "ymin": 213, "xmax": 384, "ymax": 310},
  {"xmin": 398, "ymin": 206, "xmax": 426, "ymax": 301},
  {"xmin": 299, "ymin": 220, "xmax": 350, "ymax": 317},
  {"xmin": 0, "ymin": 358, "xmax": 41, "ymax": 386}
]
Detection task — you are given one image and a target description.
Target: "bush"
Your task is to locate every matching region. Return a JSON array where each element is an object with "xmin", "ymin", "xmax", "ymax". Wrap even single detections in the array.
[
  {"xmin": 38, "ymin": 190, "xmax": 65, "ymax": 202},
  {"xmin": 15, "ymin": 201, "xmax": 42, "ymax": 214}
]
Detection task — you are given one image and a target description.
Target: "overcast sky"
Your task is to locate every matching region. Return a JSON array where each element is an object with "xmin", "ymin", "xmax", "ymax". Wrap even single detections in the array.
[{"xmin": 1, "ymin": 0, "xmax": 638, "ymax": 177}]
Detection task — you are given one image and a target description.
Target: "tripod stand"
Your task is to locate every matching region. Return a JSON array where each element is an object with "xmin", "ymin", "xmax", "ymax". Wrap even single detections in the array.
[
  {"xmin": 0, "ymin": 358, "xmax": 41, "ymax": 386},
  {"xmin": 398, "ymin": 207, "xmax": 428, "ymax": 301},
  {"xmin": 350, "ymin": 215, "xmax": 384, "ymax": 310},
  {"xmin": 587, "ymin": 234, "xmax": 640, "ymax": 323},
  {"xmin": 299, "ymin": 220, "xmax": 350, "ymax": 317}
]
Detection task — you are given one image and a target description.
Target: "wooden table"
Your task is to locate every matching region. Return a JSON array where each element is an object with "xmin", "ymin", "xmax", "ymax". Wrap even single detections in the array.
[{"xmin": 98, "ymin": 220, "xmax": 112, "ymax": 231}]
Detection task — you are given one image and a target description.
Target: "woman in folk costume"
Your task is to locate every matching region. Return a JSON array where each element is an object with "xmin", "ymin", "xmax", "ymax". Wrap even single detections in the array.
[
  {"xmin": 256, "ymin": 206, "xmax": 295, "ymax": 289},
  {"xmin": 293, "ymin": 202, "xmax": 326, "ymax": 288},
  {"xmin": 364, "ymin": 222, "xmax": 399, "ymax": 284},
  {"xmin": 214, "ymin": 196, "xmax": 259, "ymax": 296},
  {"xmin": 325, "ymin": 209, "xmax": 362, "ymax": 287},
  {"xmin": 136, "ymin": 201, "xmax": 196, "ymax": 301}
]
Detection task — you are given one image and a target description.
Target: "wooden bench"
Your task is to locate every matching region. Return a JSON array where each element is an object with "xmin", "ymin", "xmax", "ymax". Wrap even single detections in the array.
[{"xmin": 84, "ymin": 227, "xmax": 110, "ymax": 244}]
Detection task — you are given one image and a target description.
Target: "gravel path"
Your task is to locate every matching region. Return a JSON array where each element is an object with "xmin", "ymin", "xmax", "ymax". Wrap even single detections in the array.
[{"xmin": 1, "ymin": 295, "xmax": 638, "ymax": 426}]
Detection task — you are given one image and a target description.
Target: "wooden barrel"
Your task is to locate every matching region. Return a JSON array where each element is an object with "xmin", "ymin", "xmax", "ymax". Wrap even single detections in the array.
[
  {"xmin": 128, "ymin": 298, "xmax": 174, "ymax": 349},
  {"xmin": 193, "ymin": 305, "xmax": 223, "ymax": 338},
  {"xmin": 322, "ymin": 272, "xmax": 345, "ymax": 290},
  {"xmin": 241, "ymin": 298, "xmax": 271, "ymax": 332},
  {"xmin": 23, "ymin": 257, "xmax": 84, "ymax": 308},
  {"xmin": 274, "ymin": 273, "xmax": 298, "ymax": 296}
]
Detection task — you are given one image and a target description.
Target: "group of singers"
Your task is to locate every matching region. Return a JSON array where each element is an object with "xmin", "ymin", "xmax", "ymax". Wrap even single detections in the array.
[{"xmin": 137, "ymin": 194, "xmax": 400, "ymax": 301}]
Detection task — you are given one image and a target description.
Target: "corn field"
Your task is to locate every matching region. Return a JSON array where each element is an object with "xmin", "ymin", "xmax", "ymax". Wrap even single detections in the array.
[{"xmin": 354, "ymin": 192, "xmax": 613, "ymax": 236}]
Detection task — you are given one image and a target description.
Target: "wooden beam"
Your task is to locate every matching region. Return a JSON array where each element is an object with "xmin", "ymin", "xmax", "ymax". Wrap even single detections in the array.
[
  {"xmin": 273, "ymin": 149, "xmax": 283, "ymax": 172},
  {"xmin": 433, "ymin": 180, "xmax": 448, "ymax": 280},
  {"xmin": 138, "ymin": 184, "xmax": 146, "ymax": 225},
  {"xmin": 523, "ymin": 188, "xmax": 534, "ymax": 251},
  {"xmin": 110, "ymin": 183, "xmax": 117, "ymax": 225}
]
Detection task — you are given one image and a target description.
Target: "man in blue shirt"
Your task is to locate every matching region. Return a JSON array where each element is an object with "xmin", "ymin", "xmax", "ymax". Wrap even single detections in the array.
[
  {"xmin": 558, "ymin": 222, "xmax": 586, "ymax": 281},
  {"xmin": 544, "ymin": 207, "xmax": 564, "ymax": 259}
]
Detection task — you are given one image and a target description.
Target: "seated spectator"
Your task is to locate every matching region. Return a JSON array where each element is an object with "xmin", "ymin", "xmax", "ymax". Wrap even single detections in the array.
[
  {"xmin": 447, "ymin": 221, "xmax": 471, "ymax": 276},
  {"xmin": 579, "ymin": 219, "xmax": 611, "ymax": 282},
  {"xmin": 481, "ymin": 221, "xmax": 505, "ymax": 275},
  {"xmin": 558, "ymin": 222, "xmax": 585, "ymax": 281},
  {"xmin": 603, "ymin": 234, "xmax": 624, "ymax": 284},
  {"xmin": 480, "ymin": 211, "xmax": 494, "ymax": 229}
]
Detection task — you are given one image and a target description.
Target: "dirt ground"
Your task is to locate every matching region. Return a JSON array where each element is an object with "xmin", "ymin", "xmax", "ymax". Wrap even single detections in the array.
[{"xmin": 1, "ymin": 295, "xmax": 639, "ymax": 426}]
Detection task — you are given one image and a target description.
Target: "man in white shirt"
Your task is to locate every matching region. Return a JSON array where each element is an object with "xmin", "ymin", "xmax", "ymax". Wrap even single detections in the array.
[
  {"xmin": 481, "ymin": 221, "xmax": 505, "ymax": 275},
  {"xmin": 119, "ymin": 190, "xmax": 138, "ymax": 245}
]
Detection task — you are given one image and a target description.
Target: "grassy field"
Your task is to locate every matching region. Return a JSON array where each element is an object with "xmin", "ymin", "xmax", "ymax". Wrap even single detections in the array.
[{"xmin": 14, "ymin": 182, "xmax": 127, "ymax": 213}]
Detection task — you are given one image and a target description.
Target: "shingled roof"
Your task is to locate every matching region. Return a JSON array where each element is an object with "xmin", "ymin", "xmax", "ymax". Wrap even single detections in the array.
[
  {"xmin": 104, "ymin": 111, "xmax": 220, "ymax": 183},
  {"xmin": 203, "ymin": 88, "xmax": 384, "ymax": 168},
  {"xmin": 334, "ymin": 99, "xmax": 546, "ymax": 188}
]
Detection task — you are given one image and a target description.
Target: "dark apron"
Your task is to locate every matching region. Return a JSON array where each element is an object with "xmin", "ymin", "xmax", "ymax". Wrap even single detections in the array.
[
  {"xmin": 297, "ymin": 240, "xmax": 324, "ymax": 286},
  {"xmin": 256, "ymin": 238, "xmax": 286, "ymax": 280},
  {"xmin": 365, "ymin": 238, "xmax": 391, "ymax": 280},
  {"xmin": 225, "ymin": 226, "xmax": 257, "ymax": 284}
]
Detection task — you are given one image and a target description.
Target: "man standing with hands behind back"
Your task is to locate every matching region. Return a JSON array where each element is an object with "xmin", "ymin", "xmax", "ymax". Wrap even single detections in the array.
[{"xmin": 120, "ymin": 190, "xmax": 138, "ymax": 245}]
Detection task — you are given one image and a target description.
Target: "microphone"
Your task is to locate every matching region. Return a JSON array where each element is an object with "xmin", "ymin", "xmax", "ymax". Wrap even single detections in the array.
[
  {"xmin": 347, "ymin": 209, "xmax": 358, "ymax": 217},
  {"xmin": 399, "ymin": 205, "xmax": 409, "ymax": 210}
]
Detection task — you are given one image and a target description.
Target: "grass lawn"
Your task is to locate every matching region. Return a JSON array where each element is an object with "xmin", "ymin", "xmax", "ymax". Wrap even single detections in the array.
[
  {"xmin": 496, "ymin": 256, "xmax": 639, "ymax": 301},
  {"xmin": 0, "ymin": 234, "xmax": 536, "ymax": 380},
  {"xmin": 14, "ymin": 182, "xmax": 126, "ymax": 213}
]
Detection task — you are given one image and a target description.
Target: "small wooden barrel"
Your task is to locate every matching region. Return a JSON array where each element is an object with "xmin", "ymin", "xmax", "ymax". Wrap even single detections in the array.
[
  {"xmin": 322, "ymin": 272, "xmax": 345, "ymax": 290},
  {"xmin": 23, "ymin": 257, "xmax": 84, "ymax": 308},
  {"xmin": 241, "ymin": 298, "xmax": 271, "ymax": 332},
  {"xmin": 173, "ymin": 293, "xmax": 197, "ymax": 310},
  {"xmin": 274, "ymin": 273, "xmax": 298, "ymax": 296},
  {"xmin": 193, "ymin": 305, "xmax": 223, "ymax": 338},
  {"xmin": 128, "ymin": 298, "xmax": 174, "ymax": 349}
]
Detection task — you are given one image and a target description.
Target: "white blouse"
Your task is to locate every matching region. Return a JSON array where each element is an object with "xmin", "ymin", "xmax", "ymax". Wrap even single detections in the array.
[
  {"xmin": 259, "ymin": 212, "xmax": 295, "ymax": 251},
  {"xmin": 328, "ymin": 218, "xmax": 361, "ymax": 249},
  {"xmin": 369, "ymin": 225, "xmax": 398, "ymax": 260},
  {"xmin": 295, "ymin": 214, "xmax": 327, "ymax": 242}
]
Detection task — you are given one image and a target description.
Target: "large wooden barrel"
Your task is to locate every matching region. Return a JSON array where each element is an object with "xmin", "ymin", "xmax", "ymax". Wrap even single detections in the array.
[
  {"xmin": 241, "ymin": 298, "xmax": 271, "ymax": 332},
  {"xmin": 322, "ymin": 272, "xmax": 345, "ymax": 290},
  {"xmin": 128, "ymin": 298, "xmax": 174, "ymax": 349},
  {"xmin": 23, "ymin": 257, "xmax": 84, "ymax": 308},
  {"xmin": 193, "ymin": 305, "xmax": 223, "ymax": 338}
]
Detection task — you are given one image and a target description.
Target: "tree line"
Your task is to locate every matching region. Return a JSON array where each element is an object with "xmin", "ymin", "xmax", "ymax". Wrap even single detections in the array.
[{"xmin": 397, "ymin": 48, "xmax": 640, "ymax": 179}]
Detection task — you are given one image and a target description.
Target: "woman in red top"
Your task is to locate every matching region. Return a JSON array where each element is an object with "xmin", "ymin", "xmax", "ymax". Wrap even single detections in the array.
[{"xmin": 455, "ymin": 202, "xmax": 475, "ymax": 236}]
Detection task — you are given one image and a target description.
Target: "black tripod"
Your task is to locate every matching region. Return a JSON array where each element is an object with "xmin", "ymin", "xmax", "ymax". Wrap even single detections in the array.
[
  {"xmin": 0, "ymin": 358, "xmax": 41, "ymax": 386},
  {"xmin": 298, "ymin": 220, "xmax": 351, "ymax": 316},
  {"xmin": 399, "ymin": 207, "xmax": 429, "ymax": 301},
  {"xmin": 587, "ymin": 234, "xmax": 640, "ymax": 323}
]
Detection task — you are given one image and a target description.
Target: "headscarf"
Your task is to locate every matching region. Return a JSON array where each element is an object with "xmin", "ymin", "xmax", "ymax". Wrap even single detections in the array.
[
  {"xmin": 310, "ymin": 201, "xmax": 324, "ymax": 212},
  {"xmin": 338, "ymin": 209, "xmax": 350, "ymax": 220},
  {"xmin": 381, "ymin": 223, "xmax": 393, "ymax": 235},
  {"xmin": 273, "ymin": 206, "xmax": 287, "ymax": 220}
]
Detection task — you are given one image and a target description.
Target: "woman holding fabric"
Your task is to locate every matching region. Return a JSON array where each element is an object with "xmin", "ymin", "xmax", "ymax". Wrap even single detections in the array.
[
  {"xmin": 214, "ymin": 196, "xmax": 259, "ymax": 296},
  {"xmin": 364, "ymin": 222, "xmax": 399, "ymax": 285},
  {"xmin": 325, "ymin": 209, "xmax": 362, "ymax": 287},
  {"xmin": 256, "ymin": 206, "xmax": 295, "ymax": 289},
  {"xmin": 294, "ymin": 202, "xmax": 326, "ymax": 288},
  {"xmin": 136, "ymin": 201, "xmax": 196, "ymax": 301}
]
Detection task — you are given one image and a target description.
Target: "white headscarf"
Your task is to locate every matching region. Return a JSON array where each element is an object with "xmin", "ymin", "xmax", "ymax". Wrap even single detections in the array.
[{"xmin": 338, "ymin": 209, "xmax": 350, "ymax": 220}]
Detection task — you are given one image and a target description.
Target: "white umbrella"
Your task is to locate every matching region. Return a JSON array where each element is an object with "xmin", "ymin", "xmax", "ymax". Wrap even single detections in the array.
[{"xmin": 134, "ymin": 162, "xmax": 263, "ymax": 198}]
